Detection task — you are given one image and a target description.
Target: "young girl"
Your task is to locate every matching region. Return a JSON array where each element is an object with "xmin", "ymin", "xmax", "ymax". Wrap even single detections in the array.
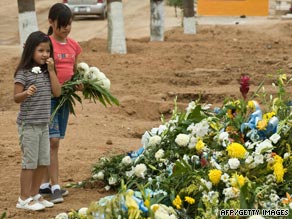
[
  {"xmin": 39, "ymin": 3, "xmax": 82, "ymax": 204},
  {"xmin": 14, "ymin": 31, "xmax": 61, "ymax": 211}
]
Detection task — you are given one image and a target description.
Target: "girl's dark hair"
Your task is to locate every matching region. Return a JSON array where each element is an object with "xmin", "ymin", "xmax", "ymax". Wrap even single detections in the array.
[
  {"xmin": 14, "ymin": 31, "xmax": 53, "ymax": 77},
  {"xmin": 48, "ymin": 3, "xmax": 72, "ymax": 35}
]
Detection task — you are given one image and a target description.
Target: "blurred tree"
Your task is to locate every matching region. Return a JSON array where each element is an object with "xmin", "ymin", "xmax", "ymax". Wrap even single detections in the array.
[
  {"xmin": 150, "ymin": 0, "xmax": 164, "ymax": 41},
  {"xmin": 17, "ymin": 0, "xmax": 38, "ymax": 48},
  {"xmin": 107, "ymin": 0, "xmax": 127, "ymax": 54},
  {"xmin": 183, "ymin": 0, "xmax": 196, "ymax": 34},
  {"xmin": 166, "ymin": 0, "xmax": 183, "ymax": 17}
]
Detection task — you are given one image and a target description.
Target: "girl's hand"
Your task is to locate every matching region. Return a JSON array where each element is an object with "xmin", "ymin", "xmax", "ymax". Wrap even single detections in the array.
[
  {"xmin": 46, "ymin": 58, "xmax": 55, "ymax": 72},
  {"xmin": 26, "ymin": 85, "xmax": 37, "ymax": 96},
  {"xmin": 75, "ymin": 83, "xmax": 84, "ymax": 91}
]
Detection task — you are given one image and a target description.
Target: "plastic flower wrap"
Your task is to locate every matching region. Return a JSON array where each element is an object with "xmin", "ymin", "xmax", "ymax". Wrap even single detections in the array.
[{"xmin": 51, "ymin": 62, "xmax": 119, "ymax": 119}]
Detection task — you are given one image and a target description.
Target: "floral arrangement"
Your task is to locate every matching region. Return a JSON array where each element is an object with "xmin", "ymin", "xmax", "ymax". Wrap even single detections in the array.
[
  {"xmin": 51, "ymin": 62, "xmax": 119, "ymax": 119},
  {"xmin": 57, "ymin": 71, "xmax": 292, "ymax": 219}
]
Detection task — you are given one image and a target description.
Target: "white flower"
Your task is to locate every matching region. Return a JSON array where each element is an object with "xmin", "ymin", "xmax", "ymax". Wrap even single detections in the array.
[
  {"xmin": 245, "ymin": 155, "xmax": 253, "ymax": 164},
  {"xmin": 92, "ymin": 171, "xmax": 104, "ymax": 180},
  {"xmin": 284, "ymin": 152, "xmax": 290, "ymax": 159},
  {"xmin": 78, "ymin": 207, "xmax": 88, "ymax": 216},
  {"xmin": 269, "ymin": 133, "xmax": 281, "ymax": 144},
  {"xmin": 255, "ymin": 139, "xmax": 273, "ymax": 154},
  {"xmin": 134, "ymin": 164, "xmax": 147, "ymax": 178},
  {"xmin": 221, "ymin": 173, "xmax": 230, "ymax": 183},
  {"xmin": 77, "ymin": 62, "xmax": 89, "ymax": 75},
  {"xmin": 175, "ymin": 134, "xmax": 190, "ymax": 147},
  {"xmin": 100, "ymin": 77, "xmax": 111, "ymax": 90},
  {"xmin": 121, "ymin": 156, "xmax": 132, "ymax": 165},
  {"xmin": 104, "ymin": 185, "xmax": 111, "ymax": 191},
  {"xmin": 108, "ymin": 176, "xmax": 118, "ymax": 185},
  {"xmin": 31, "ymin": 66, "xmax": 41, "ymax": 74},
  {"xmin": 253, "ymin": 153, "xmax": 264, "ymax": 165},
  {"xmin": 228, "ymin": 158, "xmax": 240, "ymax": 169},
  {"xmin": 55, "ymin": 213, "xmax": 68, "ymax": 219},
  {"xmin": 148, "ymin": 135, "xmax": 162, "ymax": 147},
  {"xmin": 289, "ymin": 202, "xmax": 292, "ymax": 209},
  {"xmin": 269, "ymin": 193, "xmax": 279, "ymax": 202},
  {"xmin": 155, "ymin": 149, "xmax": 165, "ymax": 160}
]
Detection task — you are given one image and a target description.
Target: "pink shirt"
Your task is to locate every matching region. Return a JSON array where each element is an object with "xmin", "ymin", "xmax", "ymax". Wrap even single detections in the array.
[{"xmin": 50, "ymin": 36, "xmax": 82, "ymax": 85}]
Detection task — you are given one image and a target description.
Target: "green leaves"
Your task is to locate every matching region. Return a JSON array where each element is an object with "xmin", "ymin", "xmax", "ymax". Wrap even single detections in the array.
[{"xmin": 51, "ymin": 72, "xmax": 119, "ymax": 121}]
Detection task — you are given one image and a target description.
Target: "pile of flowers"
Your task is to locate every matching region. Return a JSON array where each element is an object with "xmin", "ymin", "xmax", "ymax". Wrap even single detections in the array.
[
  {"xmin": 51, "ymin": 62, "xmax": 119, "ymax": 119},
  {"xmin": 56, "ymin": 72, "xmax": 292, "ymax": 219}
]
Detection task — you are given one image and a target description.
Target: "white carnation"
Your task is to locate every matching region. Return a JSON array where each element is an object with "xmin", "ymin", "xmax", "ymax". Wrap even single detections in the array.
[
  {"xmin": 31, "ymin": 66, "xmax": 42, "ymax": 74},
  {"xmin": 78, "ymin": 207, "xmax": 88, "ymax": 216},
  {"xmin": 121, "ymin": 156, "xmax": 132, "ymax": 165},
  {"xmin": 108, "ymin": 176, "xmax": 118, "ymax": 185},
  {"xmin": 134, "ymin": 163, "xmax": 147, "ymax": 178},
  {"xmin": 175, "ymin": 134, "xmax": 190, "ymax": 147},
  {"xmin": 77, "ymin": 62, "xmax": 89, "ymax": 75},
  {"xmin": 92, "ymin": 171, "xmax": 104, "ymax": 180},
  {"xmin": 155, "ymin": 149, "xmax": 165, "ymax": 160},
  {"xmin": 228, "ymin": 158, "xmax": 240, "ymax": 169},
  {"xmin": 148, "ymin": 135, "xmax": 162, "ymax": 147},
  {"xmin": 55, "ymin": 213, "xmax": 68, "ymax": 219}
]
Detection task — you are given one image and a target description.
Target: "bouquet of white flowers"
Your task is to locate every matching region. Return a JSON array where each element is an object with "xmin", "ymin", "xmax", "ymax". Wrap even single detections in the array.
[{"xmin": 51, "ymin": 62, "xmax": 119, "ymax": 119}]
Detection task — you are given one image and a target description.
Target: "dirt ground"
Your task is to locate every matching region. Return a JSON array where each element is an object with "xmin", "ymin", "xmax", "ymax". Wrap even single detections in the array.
[{"xmin": 1, "ymin": 1, "xmax": 292, "ymax": 219}]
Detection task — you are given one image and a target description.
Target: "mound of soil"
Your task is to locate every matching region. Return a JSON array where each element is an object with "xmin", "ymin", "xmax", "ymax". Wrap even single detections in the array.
[{"xmin": 1, "ymin": 11, "xmax": 292, "ymax": 219}]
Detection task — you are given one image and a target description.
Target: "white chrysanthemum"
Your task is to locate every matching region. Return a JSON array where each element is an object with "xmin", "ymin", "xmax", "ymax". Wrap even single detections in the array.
[
  {"xmin": 77, "ymin": 62, "xmax": 89, "ymax": 75},
  {"xmin": 31, "ymin": 66, "xmax": 42, "ymax": 74},
  {"xmin": 108, "ymin": 176, "xmax": 117, "ymax": 185},
  {"xmin": 121, "ymin": 156, "xmax": 132, "ymax": 165},
  {"xmin": 148, "ymin": 135, "xmax": 162, "ymax": 147},
  {"xmin": 228, "ymin": 158, "xmax": 240, "ymax": 170},
  {"xmin": 151, "ymin": 204, "xmax": 177, "ymax": 219},
  {"xmin": 98, "ymin": 77, "xmax": 111, "ymax": 90},
  {"xmin": 92, "ymin": 171, "xmax": 104, "ymax": 180},
  {"xmin": 155, "ymin": 149, "xmax": 165, "ymax": 160},
  {"xmin": 223, "ymin": 187, "xmax": 239, "ymax": 202},
  {"xmin": 269, "ymin": 133, "xmax": 281, "ymax": 144},
  {"xmin": 175, "ymin": 134, "xmax": 190, "ymax": 147},
  {"xmin": 188, "ymin": 136, "xmax": 198, "ymax": 149},
  {"xmin": 134, "ymin": 164, "xmax": 147, "ymax": 178},
  {"xmin": 221, "ymin": 173, "xmax": 230, "ymax": 183},
  {"xmin": 253, "ymin": 153, "xmax": 264, "ymax": 165},
  {"xmin": 78, "ymin": 207, "xmax": 88, "ymax": 216},
  {"xmin": 245, "ymin": 155, "xmax": 253, "ymax": 164},
  {"xmin": 55, "ymin": 213, "xmax": 68, "ymax": 219},
  {"xmin": 125, "ymin": 168, "xmax": 134, "ymax": 178}
]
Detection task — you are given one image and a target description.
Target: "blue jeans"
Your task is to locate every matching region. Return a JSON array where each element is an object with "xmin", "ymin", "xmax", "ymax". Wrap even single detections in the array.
[{"xmin": 49, "ymin": 98, "xmax": 69, "ymax": 139}]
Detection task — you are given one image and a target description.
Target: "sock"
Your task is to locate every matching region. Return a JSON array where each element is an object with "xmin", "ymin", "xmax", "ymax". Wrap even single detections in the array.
[
  {"xmin": 51, "ymin": 184, "xmax": 61, "ymax": 193},
  {"xmin": 40, "ymin": 182, "xmax": 50, "ymax": 189}
]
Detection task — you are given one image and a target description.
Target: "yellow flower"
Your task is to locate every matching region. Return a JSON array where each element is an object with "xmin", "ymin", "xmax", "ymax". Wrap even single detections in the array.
[
  {"xmin": 208, "ymin": 169, "xmax": 222, "ymax": 185},
  {"xmin": 151, "ymin": 204, "xmax": 160, "ymax": 212},
  {"xmin": 263, "ymin": 111, "xmax": 275, "ymax": 120},
  {"xmin": 256, "ymin": 119, "xmax": 268, "ymax": 130},
  {"xmin": 125, "ymin": 190, "xmax": 140, "ymax": 219},
  {"xmin": 195, "ymin": 139, "xmax": 204, "ymax": 152},
  {"xmin": 227, "ymin": 109, "xmax": 234, "ymax": 118},
  {"xmin": 271, "ymin": 155, "xmax": 286, "ymax": 183},
  {"xmin": 230, "ymin": 173, "xmax": 246, "ymax": 188},
  {"xmin": 226, "ymin": 142, "xmax": 247, "ymax": 158},
  {"xmin": 247, "ymin": 100, "xmax": 255, "ymax": 112},
  {"xmin": 185, "ymin": 196, "xmax": 195, "ymax": 205},
  {"xmin": 172, "ymin": 195, "xmax": 182, "ymax": 209},
  {"xmin": 144, "ymin": 199, "xmax": 150, "ymax": 208}
]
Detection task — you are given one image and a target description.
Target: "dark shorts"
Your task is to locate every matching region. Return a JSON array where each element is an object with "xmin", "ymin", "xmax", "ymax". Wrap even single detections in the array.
[{"xmin": 49, "ymin": 98, "xmax": 70, "ymax": 139}]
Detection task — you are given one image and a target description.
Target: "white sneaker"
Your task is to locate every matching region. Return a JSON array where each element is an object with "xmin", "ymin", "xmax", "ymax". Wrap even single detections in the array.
[
  {"xmin": 33, "ymin": 194, "xmax": 54, "ymax": 208},
  {"xmin": 16, "ymin": 197, "xmax": 45, "ymax": 211}
]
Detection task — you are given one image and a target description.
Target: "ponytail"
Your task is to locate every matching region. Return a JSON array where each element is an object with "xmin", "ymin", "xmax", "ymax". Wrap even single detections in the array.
[{"xmin": 48, "ymin": 26, "xmax": 53, "ymax": 36}]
